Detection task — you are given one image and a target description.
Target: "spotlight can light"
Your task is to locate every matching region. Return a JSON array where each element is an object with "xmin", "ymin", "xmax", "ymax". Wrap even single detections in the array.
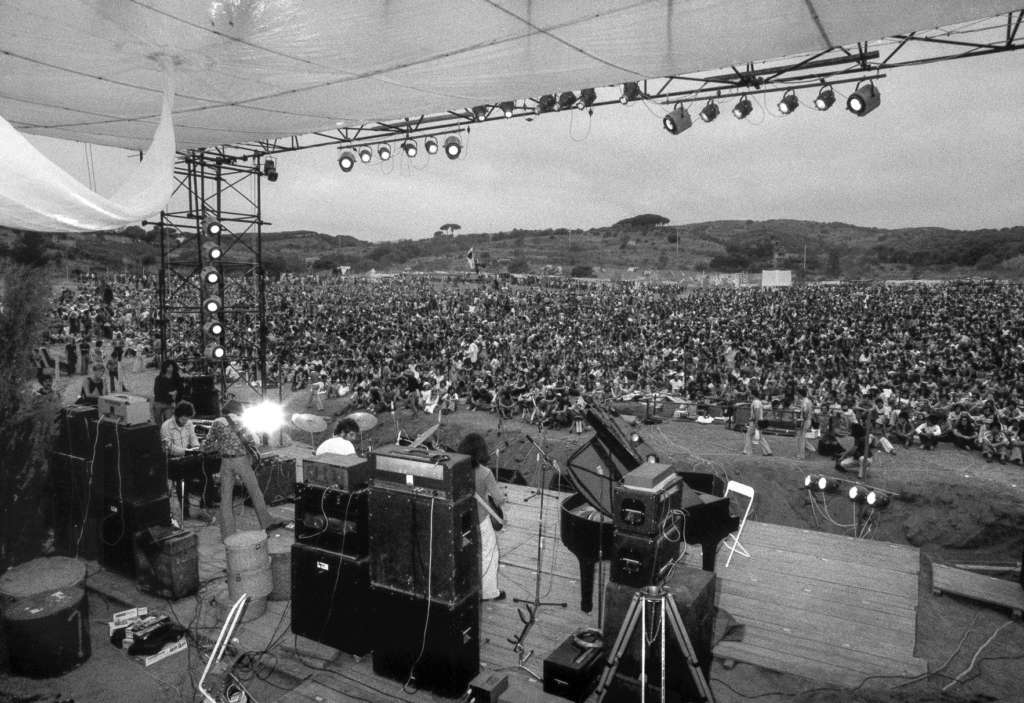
[
  {"xmin": 814, "ymin": 86, "xmax": 835, "ymax": 111},
  {"xmin": 402, "ymin": 140, "xmax": 418, "ymax": 158},
  {"xmin": 201, "ymin": 241, "xmax": 222, "ymax": 261},
  {"xmin": 816, "ymin": 476, "xmax": 837, "ymax": 492},
  {"xmin": 848, "ymin": 485, "xmax": 867, "ymax": 502},
  {"xmin": 803, "ymin": 474, "xmax": 816, "ymax": 489},
  {"xmin": 472, "ymin": 105, "xmax": 489, "ymax": 122},
  {"xmin": 444, "ymin": 135, "xmax": 462, "ymax": 160},
  {"xmin": 202, "ymin": 296, "xmax": 222, "ymax": 314},
  {"xmin": 866, "ymin": 490, "xmax": 890, "ymax": 508},
  {"xmin": 424, "ymin": 137, "xmax": 438, "ymax": 155},
  {"xmin": 357, "ymin": 146, "xmax": 372, "ymax": 163},
  {"xmin": 204, "ymin": 342, "xmax": 225, "ymax": 361},
  {"xmin": 699, "ymin": 101, "xmax": 719, "ymax": 123},
  {"xmin": 577, "ymin": 88, "xmax": 597, "ymax": 109},
  {"xmin": 203, "ymin": 320, "xmax": 223, "ymax": 337},
  {"xmin": 732, "ymin": 96, "xmax": 753, "ymax": 120},
  {"xmin": 556, "ymin": 91, "xmax": 577, "ymax": 111},
  {"xmin": 620, "ymin": 82, "xmax": 641, "ymax": 104},
  {"xmin": 263, "ymin": 158, "xmax": 278, "ymax": 182},
  {"xmin": 204, "ymin": 216, "xmax": 223, "ymax": 237},
  {"xmin": 338, "ymin": 150, "xmax": 356, "ymax": 172},
  {"xmin": 778, "ymin": 90, "xmax": 799, "ymax": 115},
  {"xmin": 201, "ymin": 266, "xmax": 220, "ymax": 285},
  {"xmin": 662, "ymin": 106, "xmax": 692, "ymax": 135},
  {"xmin": 535, "ymin": 94, "xmax": 556, "ymax": 114},
  {"xmin": 847, "ymin": 83, "xmax": 881, "ymax": 116},
  {"xmin": 378, "ymin": 144, "xmax": 392, "ymax": 161},
  {"xmin": 499, "ymin": 101, "xmax": 515, "ymax": 119}
]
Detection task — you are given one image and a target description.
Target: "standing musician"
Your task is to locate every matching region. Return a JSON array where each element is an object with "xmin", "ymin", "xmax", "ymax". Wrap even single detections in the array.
[
  {"xmin": 456, "ymin": 432, "xmax": 507, "ymax": 601},
  {"xmin": 200, "ymin": 400, "xmax": 285, "ymax": 540}
]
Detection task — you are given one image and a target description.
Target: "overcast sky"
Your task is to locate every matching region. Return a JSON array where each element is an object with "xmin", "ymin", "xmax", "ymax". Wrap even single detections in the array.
[{"xmin": 26, "ymin": 45, "xmax": 1024, "ymax": 243}]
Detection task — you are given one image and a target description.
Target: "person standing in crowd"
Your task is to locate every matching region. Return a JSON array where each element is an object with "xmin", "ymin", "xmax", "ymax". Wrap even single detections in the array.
[
  {"xmin": 201, "ymin": 399, "xmax": 285, "ymax": 540},
  {"xmin": 315, "ymin": 418, "xmax": 359, "ymax": 455},
  {"xmin": 795, "ymin": 387, "xmax": 816, "ymax": 459},
  {"xmin": 79, "ymin": 362, "xmax": 107, "ymax": 402},
  {"xmin": 152, "ymin": 360, "xmax": 184, "ymax": 424},
  {"xmin": 837, "ymin": 422, "xmax": 872, "ymax": 479},
  {"xmin": 457, "ymin": 432, "xmax": 506, "ymax": 601},
  {"xmin": 743, "ymin": 387, "xmax": 773, "ymax": 457},
  {"xmin": 160, "ymin": 400, "xmax": 202, "ymax": 527}
]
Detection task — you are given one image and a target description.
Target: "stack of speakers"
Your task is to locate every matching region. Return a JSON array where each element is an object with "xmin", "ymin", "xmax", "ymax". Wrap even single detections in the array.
[
  {"xmin": 291, "ymin": 453, "xmax": 373, "ymax": 656},
  {"xmin": 609, "ymin": 463, "xmax": 683, "ymax": 588},
  {"xmin": 367, "ymin": 445, "xmax": 480, "ymax": 698},
  {"xmin": 52, "ymin": 405, "xmax": 101, "ymax": 559}
]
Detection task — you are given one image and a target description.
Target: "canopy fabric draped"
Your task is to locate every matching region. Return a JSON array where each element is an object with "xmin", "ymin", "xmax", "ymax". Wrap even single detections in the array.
[{"xmin": 0, "ymin": 65, "xmax": 176, "ymax": 232}]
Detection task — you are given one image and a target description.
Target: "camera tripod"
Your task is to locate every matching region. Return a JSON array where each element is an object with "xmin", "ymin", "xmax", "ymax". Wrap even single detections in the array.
[{"xmin": 595, "ymin": 585, "xmax": 715, "ymax": 703}]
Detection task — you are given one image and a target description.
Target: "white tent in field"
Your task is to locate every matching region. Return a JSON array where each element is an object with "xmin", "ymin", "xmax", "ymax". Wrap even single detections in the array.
[{"xmin": 0, "ymin": 0, "xmax": 1020, "ymax": 230}]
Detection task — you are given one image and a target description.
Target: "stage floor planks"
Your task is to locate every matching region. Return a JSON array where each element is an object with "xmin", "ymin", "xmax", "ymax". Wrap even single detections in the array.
[
  {"xmin": 679, "ymin": 519, "xmax": 928, "ymax": 689},
  {"xmin": 932, "ymin": 562, "xmax": 1024, "ymax": 617}
]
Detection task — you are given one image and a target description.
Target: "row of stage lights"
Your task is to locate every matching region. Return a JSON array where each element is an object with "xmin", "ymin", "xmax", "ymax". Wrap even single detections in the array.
[
  {"xmin": 200, "ymin": 216, "xmax": 227, "ymax": 362},
  {"xmin": 663, "ymin": 82, "xmax": 880, "ymax": 134},
  {"xmin": 802, "ymin": 474, "xmax": 893, "ymax": 507},
  {"xmin": 337, "ymin": 134, "xmax": 463, "ymax": 172}
]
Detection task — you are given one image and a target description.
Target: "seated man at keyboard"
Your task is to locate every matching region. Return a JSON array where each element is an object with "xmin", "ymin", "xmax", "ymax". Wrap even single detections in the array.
[{"xmin": 160, "ymin": 400, "xmax": 210, "ymax": 526}]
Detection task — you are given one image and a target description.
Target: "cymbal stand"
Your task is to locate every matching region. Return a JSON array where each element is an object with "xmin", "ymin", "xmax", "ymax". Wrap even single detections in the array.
[
  {"xmin": 595, "ymin": 585, "xmax": 715, "ymax": 703},
  {"xmin": 508, "ymin": 434, "xmax": 567, "ymax": 663}
]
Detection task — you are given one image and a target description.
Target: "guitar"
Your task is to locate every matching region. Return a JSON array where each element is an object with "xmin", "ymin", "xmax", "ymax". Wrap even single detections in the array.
[
  {"xmin": 475, "ymin": 493, "xmax": 505, "ymax": 532},
  {"xmin": 225, "ymin": 415, "xmax": 262, "ymax": 468}
]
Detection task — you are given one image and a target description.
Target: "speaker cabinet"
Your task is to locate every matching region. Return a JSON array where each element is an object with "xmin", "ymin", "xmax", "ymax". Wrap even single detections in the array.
[
  {"xmin": 369, "ymin": 490, "xmax": 479, "ymax": 604},
  {"xmin": 251, "ymin": 454, "xmax": 295, "ymax": 506},
  {"xmin": 56, "ymin": 405, "xmax": 98, "ymax": 458},
  {"xmin": 51, "ymin": 453, "xmax": 100, "ymax": 559},
  {"xmin": 609, "ymin": 531, "xmax": 680, "ymax": 588},
  {"xmin": 602, "ymin": 566, "xmax": 716, "ymax": 699},
  {"xmin": 99, "ymin": 496, "xmax": 171, "ymax": 577},
  {"xmin": 371, "ymin": 588, "xmax": 479, "ymax": 697},
  {"xmin": 92, "ymin": 419, "xmax": 167, "ymax": 503},
  {"xmin": 290, "ymin": 545, "xmax": 373, "ymax": 655}
]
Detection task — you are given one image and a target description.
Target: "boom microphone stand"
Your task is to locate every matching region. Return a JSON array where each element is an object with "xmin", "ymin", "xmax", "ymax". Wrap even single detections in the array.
[{"xmin": 508, "ymin": 434, "xmax": 568, "ymax": 663}]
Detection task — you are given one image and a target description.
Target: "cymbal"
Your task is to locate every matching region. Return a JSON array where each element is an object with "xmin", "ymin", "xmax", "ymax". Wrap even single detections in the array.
[
  {"xmin": 344, "ymin": 411, "xmax": 378, "ymax": 432},
  {"xmin": 291, "ymin": 413, "xmax": 328, "ymax": 434}
]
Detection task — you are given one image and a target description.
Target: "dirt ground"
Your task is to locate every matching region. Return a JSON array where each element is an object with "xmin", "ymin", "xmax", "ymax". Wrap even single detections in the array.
[{"xmin": 3, "ymin": 369, "xmax": 1021, "ymax": 702}]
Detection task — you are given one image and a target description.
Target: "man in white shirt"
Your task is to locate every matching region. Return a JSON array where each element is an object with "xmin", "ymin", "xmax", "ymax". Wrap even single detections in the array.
[
  {"xmin": 315, "ymin": 418, "xmax": 360, "ymax": 456},
  {"xmin": 160, "ymin": 401, "xmax": 202, "ymax": 526}
]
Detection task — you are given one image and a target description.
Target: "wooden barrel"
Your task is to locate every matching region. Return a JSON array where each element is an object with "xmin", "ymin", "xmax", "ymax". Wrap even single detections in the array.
[
  {"xmin": 267, "ymin": 532, "xmax": 294, "ymax": 601},
  {"xmin": 2, "ymin": 586, "xmax": 91, "ymax": 677},
  {"xmin": 227, "ymin": 565, "xmax": 273, "ymax": 601},
  {"xmin": 0, "ymin": 557, "xmax": 86, "ymax": 607},
  {"xmin": 224, "ymin": 530, "xmax": 269, "ymax": 573}
]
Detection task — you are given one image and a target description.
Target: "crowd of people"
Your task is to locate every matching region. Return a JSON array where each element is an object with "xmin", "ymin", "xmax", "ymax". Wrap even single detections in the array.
[{"xmin": 44, "ymin": 272, "xmax": 1024, "ymax": 465}]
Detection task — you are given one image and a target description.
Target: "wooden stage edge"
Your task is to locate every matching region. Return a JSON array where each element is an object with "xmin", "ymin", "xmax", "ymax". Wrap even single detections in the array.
[
  {"xmin": 932, "ymin": 562, "xmax": 1024, "ymax": 618},
  {"xmin": 83, "ymin": 483, "xmax": 929, "ymax": 700}
]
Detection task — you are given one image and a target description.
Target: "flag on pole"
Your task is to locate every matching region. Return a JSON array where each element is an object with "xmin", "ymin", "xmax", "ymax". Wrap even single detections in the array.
[{"xmin": 465, "ymin": 247, "xmax": 477, "ymax": 272}]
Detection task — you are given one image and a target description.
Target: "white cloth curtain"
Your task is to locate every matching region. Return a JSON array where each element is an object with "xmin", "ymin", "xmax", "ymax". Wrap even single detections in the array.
[{"xmin": 0, "ymin": 64, "xmax": 175, "ymax": 232}]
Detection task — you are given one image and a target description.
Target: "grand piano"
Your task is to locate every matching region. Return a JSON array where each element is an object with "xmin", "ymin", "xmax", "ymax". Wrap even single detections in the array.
[{"xmin": 560, "ymin": 408, "xmax": 739, "ymax": 612}]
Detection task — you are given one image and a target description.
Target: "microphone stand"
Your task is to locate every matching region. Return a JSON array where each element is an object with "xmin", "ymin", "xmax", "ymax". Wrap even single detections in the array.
[{"xmin": 508, "ymin": 434, "xmax": 568, "ymax": 664}]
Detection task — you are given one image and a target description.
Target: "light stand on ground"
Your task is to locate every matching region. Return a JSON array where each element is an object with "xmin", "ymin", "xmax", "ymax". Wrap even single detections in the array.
[
  {"xmin": 595, "ymin": 585, "xmax": 715, "ymax": 703},
  {"xmin": 508, "ymin": 434, "xmax": 568, "ymax": 664}
]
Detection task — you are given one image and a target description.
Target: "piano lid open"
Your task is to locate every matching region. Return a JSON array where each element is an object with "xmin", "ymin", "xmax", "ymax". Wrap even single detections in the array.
[{"xmin": 565, "ymin": 408, "xmax": 645, "ymax": 518}]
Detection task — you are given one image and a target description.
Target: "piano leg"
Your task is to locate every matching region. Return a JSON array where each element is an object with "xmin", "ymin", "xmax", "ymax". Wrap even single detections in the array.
[
  {"xmin": 700, "ymin": 540, "xmax": 718, "ymax": 571},
  {"xmin": 578, "ymin": 559, "xmax": 596, "ymax": 613}
]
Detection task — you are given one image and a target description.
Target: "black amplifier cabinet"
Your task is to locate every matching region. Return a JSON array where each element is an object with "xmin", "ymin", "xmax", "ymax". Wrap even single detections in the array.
[
  {"xmin": 371, "ymin": 588, "xmax": 479, "ymax": 698},
  {"xmin": 609, "ymin": 531, "xmax": 680, "ymax": 588},
  {"xmin": 303, "ymin": 453, "xmax": 369, "ymax": 491},
  {"xmin": 369, "ymin": 490, "xmax": 479, "ymax": 604},
  {"xmin": 252, "ymin": 454, "xmax": 296, "ymax": 506},
  {"xmin": 51, "ymin": 453, "xmax": 100, "ymax": 559},
  {"xmin": 543, "ymin": 634, "xmax": 607, "ymax": 702},
  {"xmin": 603, "ymin": 566, "xmax": 716, "ymax": 698},
  {"xmin": 370, "ymin": 445, "xmax": 474, "ymax": 501},
  {"xmin": 99, "ymin": 495, "xmax": 171, "ymax": 577},
  {"xmin": 612, "ymin": 475, "xmax": 683, "ymax": 536},
  {"xmin": 91, "ymin": 418, "xmax": 167, "ymax": 503},
  {"xmin": 56, "ymin": 404, "xmax": 98, "ymax": 458},
  {"xmin": 290, "ymin": 545, "xmax": 373, "ymax": 655},
  {"xmin": 294, "ymin": 484, "xmax": 369, "ymax": 557}
]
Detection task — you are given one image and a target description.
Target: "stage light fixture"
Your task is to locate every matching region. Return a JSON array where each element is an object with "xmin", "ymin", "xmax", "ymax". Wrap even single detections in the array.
[
  {"xmin": 338, "ymin": 150, "xmax": 356, "ymax": 172},
  {"xmin": 358, "ymin": 146, "xmax": 372, "ymax": 163},
  {"xmin": 424, "ymin": 137, "xmax": 439, "ymax": 155},
  {"xmin": 201, "ymin": 266, "xmax": 220, "ymax": 285},
  {"xmin": 204, "ymin": 216, "xmax": 223, "ymax": 237},
  {"xmin": 847, "ymin": 83, "xmax": 881, "ymax": 116},
  {"xmin": 499, "ymin": 101, "xmax": 515, "ymax": 119},
  {"xmin": 732, "ymin": 96, "xmax": 753, "ymax": 119},
  {"xmin": 816, "ymin": 476, "xmax": 838, "ymax": 493},
  {"xmin": 378, "ymin": 144, "xmax": 392, "ymax": 161},
  {"xmin": 472, "ymin": 105, "xmax": 489, "ymax": 122},
  {"xmin": 778, "ymin": 90, "xmax": 799, "ymax": 115},
  {"xmin": 699, "ymin": 101, "xmax": 719, "ymax": 123},
  {"xmin": 402, "ymin": 140, "xmax": 418, "ymax": 158},
  {"xmin": 201, "ymin": 241, "xmax": 222, "ymax": 261},
  {"xmin": 263, "ymin": 158, "xmax": 278, "ymax": 182},
  {"xmin": 202, "ymin": 296, "xmax": 222, "ymax": 314},
  {"xmin": 803, "ymin": 474, "xmax": 816, "ymax": 489},
  {"xmin": 577, "ymin": 88, "xmax": 597, "ymax": 109},
  {"xmin": 620, "ymin": 82, "xmax": 641, "ymax": 104},
  {"xmin": 535, "ymin": 94, "xmax": 556, "ymax": 114},
  {"xmin": 848, "ymin": 485, "xmax": 868, "ymax": 502},
  {"xmin": 866, "ymin": 490, "xmax": 890, "ymax": 508},
  {"xmin": 203, "ymin": 320, "xmax": 223, "ymax": 337},
  {"xmin": 204, "ymin": 342, "xmax": 226, "ymax": 361},
  {"xmin": 814, "ymin": 86, "xmax": 835, "ymax": 111},
  {"xmin": 629, "ymin": 431, "xmax": 642, "ymax": 445},
  {"xmin": 646, "ymin": 454, "xmax": 660, "ymax": 464},
  {"xmin": 662, "ymin": 106, "xmax": 692, "ymax": 135},
  {"xmin": 444, "ymin": 135, "xmax": 462, "ymax": 160},
  {"xmin": 556, "ymin": 91, "xmax": 577, "ymax": 111}
]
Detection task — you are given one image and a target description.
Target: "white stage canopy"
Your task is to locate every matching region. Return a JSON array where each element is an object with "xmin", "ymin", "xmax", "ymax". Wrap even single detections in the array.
[{"xmin": 2, "ymin": 0, "xmax": 1020, "ymax": 151}]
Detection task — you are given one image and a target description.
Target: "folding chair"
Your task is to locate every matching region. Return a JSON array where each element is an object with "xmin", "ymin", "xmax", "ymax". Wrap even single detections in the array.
[
  {"xmin": 723, "ymin": 480, "xmax": 755, "ymax": 568},
  {"xmin": 198, "ymin": 594, "xmax": 256, "ymax": 703}
]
